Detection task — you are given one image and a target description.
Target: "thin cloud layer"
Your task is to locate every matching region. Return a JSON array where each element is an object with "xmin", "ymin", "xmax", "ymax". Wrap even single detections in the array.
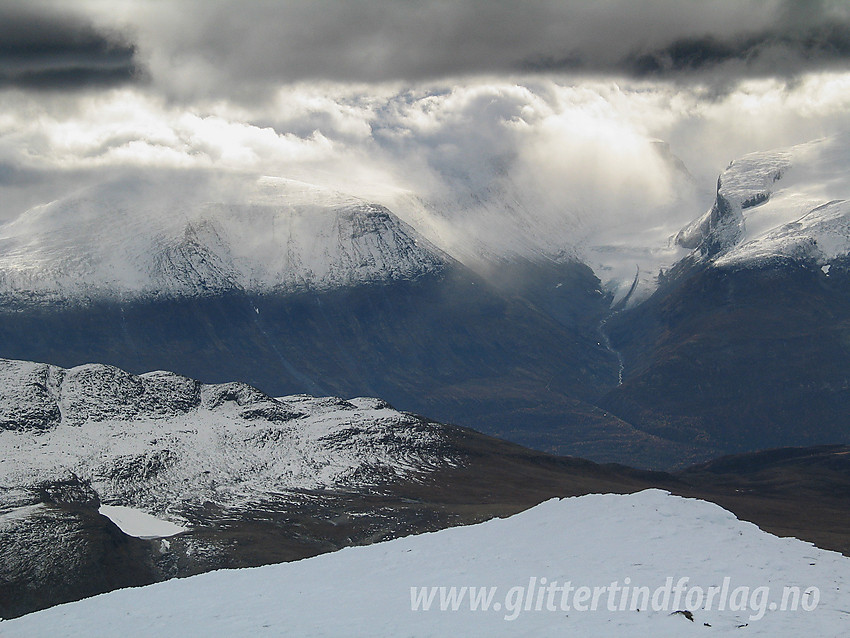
[{"xmin": 4, "ymin": 76, "xmax": 850, "ymax": 237}]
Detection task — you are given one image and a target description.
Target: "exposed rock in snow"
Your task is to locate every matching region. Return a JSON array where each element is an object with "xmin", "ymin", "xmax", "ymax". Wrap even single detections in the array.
[{"xmin": 0, "ymin": 358, "xmax": 452, "ymax": 520}]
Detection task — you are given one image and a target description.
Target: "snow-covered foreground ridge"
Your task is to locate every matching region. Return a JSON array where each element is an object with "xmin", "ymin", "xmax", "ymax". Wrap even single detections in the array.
[
  {"xmin": 0, "ymin": 358, "xmax": 451, "ymax": 516},
  {"xmin": 677, "ymin": 133, "xmax": 850, "ymax": 269},
  {"xmin": 3, "ymin": 490, "xmax": 847, "ymax": 637}
]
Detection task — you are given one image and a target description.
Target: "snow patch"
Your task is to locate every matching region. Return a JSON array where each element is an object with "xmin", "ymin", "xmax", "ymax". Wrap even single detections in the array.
[{"xmin": 98, "ymin": 505, "xmax": 186, "ymax": 539}]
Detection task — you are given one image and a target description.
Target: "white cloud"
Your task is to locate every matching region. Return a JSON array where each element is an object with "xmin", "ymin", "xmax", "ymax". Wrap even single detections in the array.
[{"xmin": 2, "ymin": 72, "xmax": 850, "ymax": 294}]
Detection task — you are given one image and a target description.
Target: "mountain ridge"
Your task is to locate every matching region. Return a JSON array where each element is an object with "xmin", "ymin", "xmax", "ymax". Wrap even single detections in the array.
[{"xmin": 0, "ymin": 175, "xmax": 449, "ymax": 304}]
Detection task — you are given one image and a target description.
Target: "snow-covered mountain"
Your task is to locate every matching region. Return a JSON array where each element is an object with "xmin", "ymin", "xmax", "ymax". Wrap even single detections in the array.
[
  {"xmin": 599, "ymin": 133, "xmax": 850, "ymax": 460},
  {"xmin": 0, "ymin": 358, "xmax": 451, "ymax": 518},
  {"xmin": 676, "ymin": 133, "xmax": 850, "ymax": 269},
  {"xmin": 0, "ymin": 171, "xmax": 630, "ymax": 468},
  {"xmin": 0, "ymin": 175, "xmax": 447, "ymax": 302},
  {"xmin": 4, "ymin": 489, "xmax": 847, "ymax": 637},
  {"xmin": 0, "ymin": 356, "xmax": 460, "ymax": 619}
]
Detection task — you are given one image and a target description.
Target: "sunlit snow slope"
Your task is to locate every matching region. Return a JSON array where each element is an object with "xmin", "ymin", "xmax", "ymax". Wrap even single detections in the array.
[{"xmin": 3, "ymin": 490, "xmax": 847, "ymax": 637}]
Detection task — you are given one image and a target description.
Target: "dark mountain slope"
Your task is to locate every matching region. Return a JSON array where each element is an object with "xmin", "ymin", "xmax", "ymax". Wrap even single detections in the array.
[{"xmin": 602, "ymin": 260, "xmax": 850, "ymax": 457}]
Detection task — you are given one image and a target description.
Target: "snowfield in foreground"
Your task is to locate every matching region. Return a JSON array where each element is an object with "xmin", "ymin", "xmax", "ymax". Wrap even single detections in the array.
[{"xmin": 3, "ymin": 490, "xmax": 847, "ymax": 637}]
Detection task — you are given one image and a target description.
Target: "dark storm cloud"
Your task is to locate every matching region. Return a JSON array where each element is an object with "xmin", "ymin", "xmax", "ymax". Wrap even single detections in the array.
[
  {"xmin": 122, "ymin": 0, "xmax": 850, "ymax": 101},
  {"xmin": 527, "ymin": 0, "xmax": 850, "ymax": 78},
  {"xmin": 622, "ymin": 21, "xmax": 850, "ymax": 77},
  {"xmin": 0, "ymin": 2, "xmax": 140, "ymax": 90}
]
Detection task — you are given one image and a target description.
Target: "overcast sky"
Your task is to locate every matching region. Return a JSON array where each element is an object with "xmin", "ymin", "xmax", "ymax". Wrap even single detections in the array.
[
  {"xmin": 4, "ymin": 0, "xmax": 849, "ymax": 91},
  {"xmin": 2, "ymin": 0, "xmax": 850, "ymax": 271}
]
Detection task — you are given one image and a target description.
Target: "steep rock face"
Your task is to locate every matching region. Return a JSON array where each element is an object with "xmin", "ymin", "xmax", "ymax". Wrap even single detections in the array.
[
  {"xmin": 676, "ymin": 150, "xmax": 790, "ymax": 255},
  {"xmin": 675, "ymin": 134, "xmax": 850, "ymax": 268}
]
